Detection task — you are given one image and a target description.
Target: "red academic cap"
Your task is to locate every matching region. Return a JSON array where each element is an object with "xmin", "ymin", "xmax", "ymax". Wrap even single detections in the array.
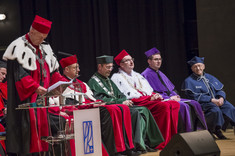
[
  {"xmin": 32, "ymin": 15, "xmax": 52, "ymax": 34},
  {"xmin": 60, "ymin": 55, "xmax": 78, "ymax": 68},
  {"xmin": 114, "ymin": 49, "xmax": 130, "ymax": 66}
]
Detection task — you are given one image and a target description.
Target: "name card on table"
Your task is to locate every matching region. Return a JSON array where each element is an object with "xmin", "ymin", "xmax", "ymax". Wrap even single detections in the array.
[{"xmin": 73, "ymin": 108, "xmax": 102, "ymax": 156}]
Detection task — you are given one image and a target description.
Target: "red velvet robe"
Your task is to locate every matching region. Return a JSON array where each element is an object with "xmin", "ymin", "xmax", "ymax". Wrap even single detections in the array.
[
  {"xmin": 5, "ymin": 34, "xmax": 66, "ymax": 154},
  {"xmin": 132, "ymin": 95, "xmax": 180, "ymax": 150},
  {"xmin": 0, "ymin": 82, "xmax": 7, "ymax": 113},
  {"xmin": 0, "ymin": 123, "xmax": 5, "ymax": 155},
  {"xmin": 0, "ymin": 82, "xmax": 6, "ymax": 154},
  {"xmin": 52, "ymin": 76, "xmax": 134, "ymax": 155}
]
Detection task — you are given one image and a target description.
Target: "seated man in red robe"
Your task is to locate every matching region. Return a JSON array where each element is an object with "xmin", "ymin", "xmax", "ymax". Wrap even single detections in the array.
[
  {"xmin": 111, "ymin": 50, "xmax": 180, "ymax": 150},
  {"xmin": 49, "ymin": 55, "xmax": 135, "ymax": 156},
  {"xmin": 0, "ymin": 60, "xmax": 7, "ymax": 155},
  {"xmin": 0, "ymin": 61, "xmax": 7, "ymax": 120}
]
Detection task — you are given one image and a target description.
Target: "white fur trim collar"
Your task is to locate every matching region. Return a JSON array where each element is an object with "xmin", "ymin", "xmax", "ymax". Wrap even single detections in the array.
[{"xmin": 3, "ymin": 35, "xmax": 59, "ymax": 72}]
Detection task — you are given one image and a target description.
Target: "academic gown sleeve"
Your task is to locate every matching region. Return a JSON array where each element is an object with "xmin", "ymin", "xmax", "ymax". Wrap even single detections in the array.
[
  {"xmin": 14, "ymin": 62, "xmax": 40, "ymax": 101},
  {"xmin": 110, "ymin": 80, "xmax": 128, "ymax": 103},
  {"xmin": 87, "ymin": 78, "xmax": 127, "ymax": 104},
  {"xmin": 0, "ymin": 82, "xmax": 7, "ymax": 100},
  {"xmin": 15, "ymin": 64, "xmax": 66, "ymax": 102},
  {"xmin": 0, "ymin": 82, "xmax": 7, "ymax": 110},
  {"xmin": 207, "ymin": 74, "xmax": 226, "ymax": 99},
  {"xmin": 182, "ymin": 76, "xmax": 212, "ymax": 103},
  {"xmin": 49, "ymin": 71, "xmax": 68, "ymax": 86},
  {"xmin": 182, "ymin": 73, "xmax": 227, "ymax": 103}
]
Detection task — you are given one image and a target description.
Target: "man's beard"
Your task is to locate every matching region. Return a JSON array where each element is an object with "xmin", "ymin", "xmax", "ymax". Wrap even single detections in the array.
[{"xmin": 106, "ymin": 72, "xmax": 111, "ymax": 77}]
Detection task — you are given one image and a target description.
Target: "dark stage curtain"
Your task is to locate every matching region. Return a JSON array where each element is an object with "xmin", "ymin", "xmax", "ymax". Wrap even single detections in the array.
[{"xmin": 18, "ymin": 0, "xmax": 189, "ymax": 94}]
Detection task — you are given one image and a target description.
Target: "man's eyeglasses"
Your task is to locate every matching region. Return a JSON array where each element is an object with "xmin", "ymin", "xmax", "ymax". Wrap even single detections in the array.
[
  {"xmin": 71, "ymin": 66, "xmax": 80, "ymax": 70},
  {"xmin": 68, "ymin": 65, "xmax": 80, "ymax": 70},
  {"xmin": 121, "ymin": 58, "xmax": 135, "ymax": 63},
  {"xmin": 104, "ymin": 65, "xmax": 114, "ymax": 70}
]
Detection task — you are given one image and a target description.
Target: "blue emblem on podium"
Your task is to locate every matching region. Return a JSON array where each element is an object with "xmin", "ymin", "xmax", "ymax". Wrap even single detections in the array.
[{"xmin": 83, "ymin": 121, "xmax": 94, "ymax": 154}]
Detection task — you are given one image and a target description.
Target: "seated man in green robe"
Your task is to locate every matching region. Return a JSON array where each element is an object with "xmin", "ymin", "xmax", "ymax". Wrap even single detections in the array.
[{"xmin": 87, "ymin": 55, "xmax": 164, "ymax": 154}]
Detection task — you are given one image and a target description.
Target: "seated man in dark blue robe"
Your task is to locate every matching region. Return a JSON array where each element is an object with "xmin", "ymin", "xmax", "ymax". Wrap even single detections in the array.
[{"xmin": 182, "ymin": 56, "xmax": 235, "ymax": 139}]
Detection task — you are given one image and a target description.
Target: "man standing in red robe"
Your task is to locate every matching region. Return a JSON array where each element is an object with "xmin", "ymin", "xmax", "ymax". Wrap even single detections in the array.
[
  {"xmin": 111, "ymin": 50, "xmax": 180, "ymax": 150},
  {"xmin": 3, "ymin": 15, "xmax": 65, "ymax": 155}
]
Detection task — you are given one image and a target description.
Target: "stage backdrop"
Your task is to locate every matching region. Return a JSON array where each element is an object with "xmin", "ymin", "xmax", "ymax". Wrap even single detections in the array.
[
  {"xmin": 196, "ymin": 0, "xmax": 235, "ymax": 105},
  {"xmin": 0, "ymin": 0, "xmax": 192, "ymax": 94}
]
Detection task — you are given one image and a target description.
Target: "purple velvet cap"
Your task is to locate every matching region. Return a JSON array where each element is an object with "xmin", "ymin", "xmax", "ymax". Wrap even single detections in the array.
[
  {"xmin": 187, "ymin": 56, "xmax": 204, "ymax": 66},
  {"xmin": 145, "ymin": 47, "xmax": 160, "ymax": 58}
]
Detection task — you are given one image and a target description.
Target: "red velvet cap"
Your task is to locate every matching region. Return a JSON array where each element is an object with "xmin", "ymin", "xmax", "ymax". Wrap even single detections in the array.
[
  {"xmin": 32, "ymin": 15, "xmax": 52, "ymax": 34},
  {"xmin": 114, "ymin": 49, "xmax": 130, "ymax": 66},
  {"xmin": 60, "ymin": 55, "xmax": 78, "ymax": 68}
]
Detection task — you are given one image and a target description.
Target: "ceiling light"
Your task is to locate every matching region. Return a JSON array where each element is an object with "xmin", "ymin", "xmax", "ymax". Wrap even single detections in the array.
[{"xmin": 0, "ymin": 14, "xmax": 6, "ymax": 21}]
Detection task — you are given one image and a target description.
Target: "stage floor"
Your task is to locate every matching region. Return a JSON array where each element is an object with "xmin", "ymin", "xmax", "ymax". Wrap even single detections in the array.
[{"xmin": 143, "ymin": 128, "xmax": 235, "ymax": 156}]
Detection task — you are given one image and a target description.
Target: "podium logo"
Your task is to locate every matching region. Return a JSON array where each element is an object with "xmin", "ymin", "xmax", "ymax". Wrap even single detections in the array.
[{"xmin": 83, "ymin": 121, "xmax": 94, "ymax": 154}]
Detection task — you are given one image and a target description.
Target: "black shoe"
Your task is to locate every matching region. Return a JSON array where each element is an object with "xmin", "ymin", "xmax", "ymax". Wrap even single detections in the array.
[
  {"xmin": 213, "ymin": 129, "xmax": 227, "ymax": 140},
  {"xmin": 222, "ymin": 116, "xmax": 230, "ymax": 132},
  {"xmin": 134, "ymin": 151, "xmax": 142, "ymax": 155},
  {"xmin": 208, "ymin": 129, "xmax": 217, "ymax": 140},
  {"xmin": 114, "ymin": 152, "xmax": 126, "ymax": 156},
  {"xmin": 146, "ymin": 145, "xmax": 158, "ymax": 152},
  {"xmin": 121, "ymin": 150, "xmax": 141, "ymax": 156},
  {"xmin": 139, "ymin": 150, "xmax": 147, "ymax": 154}
]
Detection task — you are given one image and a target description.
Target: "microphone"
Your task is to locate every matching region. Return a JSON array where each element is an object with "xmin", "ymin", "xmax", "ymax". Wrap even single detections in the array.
[{"xmin": 58, "ymin": 51, "xmax": 73, "ymax": 57}]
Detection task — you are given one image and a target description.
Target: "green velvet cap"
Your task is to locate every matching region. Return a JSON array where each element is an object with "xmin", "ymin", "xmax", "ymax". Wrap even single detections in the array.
[{"xmin": 96, "ymin": 55, "xmax": 113, "ymax": 64}]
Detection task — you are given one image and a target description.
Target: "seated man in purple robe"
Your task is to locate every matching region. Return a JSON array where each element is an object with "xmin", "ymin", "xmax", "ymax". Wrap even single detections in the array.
[{"xmin": 141, "ymin": 47, "xmax": 207, "ymax": 132}]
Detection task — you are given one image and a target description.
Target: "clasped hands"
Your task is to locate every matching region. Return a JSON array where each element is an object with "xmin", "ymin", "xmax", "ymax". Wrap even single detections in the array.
[
  {"xmin": 123, "ymin": 100, "xmax": 133, "ymax": 106},
  {"xmin": 169, "ymin": 95, "xmax": 181, "ymax": 101},
  {"xmin": 150, "ymin": 93, "xmax": 163, "ymax": 101},
  {"xmin": 211, "ymin": 97, "xmax": 224, "ymax": 106}
]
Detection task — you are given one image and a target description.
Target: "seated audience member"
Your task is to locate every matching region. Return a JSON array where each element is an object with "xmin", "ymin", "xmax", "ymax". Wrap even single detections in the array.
[
  {"xmin": 88, "ymin": 55, "xmax": 164, "ymax": 154},
  {"xmin": 0, "ymin": 61, "xmax": 7, "ymax": 155},
  {"xmin": 182, "ymin": 56, "xmax": 235, "ymax": 139},
  {"xmin": 141, "ymin": 47, "xmax": 207, "ymax": 132},
  {"xmin": 110, "ymin": 50, "xmax": 180, "ymax": 150},
  {"xmin": 50, "ymin": 55, "xmax": 137, "ymax": 156},
  {"xmin": 0, "ymin": 61, "xmax": 7, "ymax": 124}
]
